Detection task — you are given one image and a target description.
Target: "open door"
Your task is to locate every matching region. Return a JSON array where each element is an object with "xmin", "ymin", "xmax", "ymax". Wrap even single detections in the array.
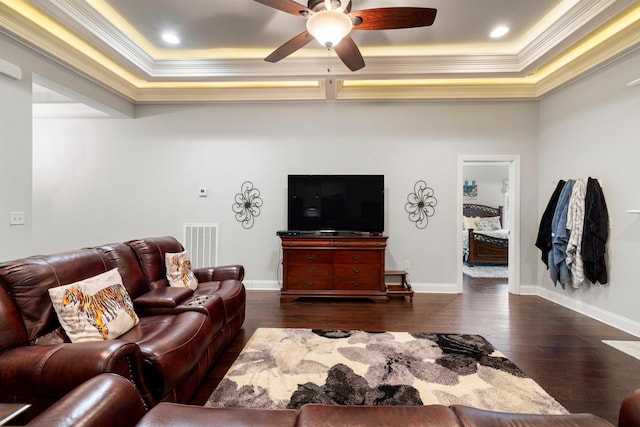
[{"xmin": 457, "ymin": 155, "xmax": 520, "ymax": 294}]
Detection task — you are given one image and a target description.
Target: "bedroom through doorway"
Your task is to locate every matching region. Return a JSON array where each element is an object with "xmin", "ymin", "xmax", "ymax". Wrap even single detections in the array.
[{"xmin": 457, "ymin": 156, "xmax": 520, "ymax": 294}]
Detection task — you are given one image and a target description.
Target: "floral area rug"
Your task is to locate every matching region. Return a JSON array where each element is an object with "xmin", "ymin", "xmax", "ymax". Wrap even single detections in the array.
[{"xmin": 205, "ymin": 328, "xmax": 567, "ymax": 414}]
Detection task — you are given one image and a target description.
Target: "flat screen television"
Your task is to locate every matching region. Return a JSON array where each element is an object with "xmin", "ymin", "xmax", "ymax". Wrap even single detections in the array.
[{"xmin": 287, "ymin": 174, "xmax": 384, "ymax": 234}]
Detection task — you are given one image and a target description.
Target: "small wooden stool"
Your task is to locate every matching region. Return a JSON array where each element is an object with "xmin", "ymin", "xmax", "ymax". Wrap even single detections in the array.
[{"xmin": 384, "ymin": 270, "xmax": 414, "ymax": 302}]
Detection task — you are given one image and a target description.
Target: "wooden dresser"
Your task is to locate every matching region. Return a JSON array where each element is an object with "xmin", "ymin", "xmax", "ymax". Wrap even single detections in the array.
[{"xmin": 279, "ymin": 235, "xmax": 388, "ymax": 303}]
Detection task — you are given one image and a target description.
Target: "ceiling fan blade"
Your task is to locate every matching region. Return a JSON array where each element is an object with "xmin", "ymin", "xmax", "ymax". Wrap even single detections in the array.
[
  {"xmin": 349, "ymin": 7, "xmax": 437, "ymax": 30},
  {"xmin": 253, "ymin": 0, "xmax": 312, "ymax": 18},
  {"xmin": 333, "ymin": 35, "xmax": 365, "ymax": 71},
  {"xmin": 265, "ymin": 31, "xmax": 314, "ymax": 63}
]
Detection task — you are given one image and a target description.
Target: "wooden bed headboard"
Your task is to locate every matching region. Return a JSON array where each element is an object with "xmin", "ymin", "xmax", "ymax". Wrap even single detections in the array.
[{"xmin": 463, "ymin": 204, "xmax": 503, "ymax": 219}]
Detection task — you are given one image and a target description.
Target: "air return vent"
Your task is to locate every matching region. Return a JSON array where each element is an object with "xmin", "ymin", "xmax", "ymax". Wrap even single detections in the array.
[{"xmin": 183, "ymin": 223, "xmax": 218, "ymax": 268}]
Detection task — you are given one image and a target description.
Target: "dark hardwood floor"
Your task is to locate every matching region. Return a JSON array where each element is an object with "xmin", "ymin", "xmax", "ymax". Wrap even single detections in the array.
[{"xmin": 191, "ymin": 276, "xmax": 640, "ymax": 424}]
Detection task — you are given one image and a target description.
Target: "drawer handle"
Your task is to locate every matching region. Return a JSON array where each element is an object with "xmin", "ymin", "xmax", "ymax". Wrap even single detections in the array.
[
  {"xmin": 352, "ymin": 282, "xmax": 361, "ymax": 287},
  {"xmin": 352, "ymin": 268, "xmax": 361, "ymax": 273},
  {"xmin": 305, "ymin": 267, "xmax": 315, "ymax": 273},
  {"xmin": 306, "ymin": 255, "xmax": 315, "ymax": 261},
  {"xmin": 352, "ymin": 255, "xmax": 361, "ymax": 261},
  {"xmin": 305, "ymin": 281, "xmax": 315, "ymax": 287}
]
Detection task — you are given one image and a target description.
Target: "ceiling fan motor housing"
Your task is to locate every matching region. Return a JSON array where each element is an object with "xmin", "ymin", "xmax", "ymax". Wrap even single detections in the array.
[{"xmin": 308, "ymin": 0, "xmax": 352, "ymax": 13}]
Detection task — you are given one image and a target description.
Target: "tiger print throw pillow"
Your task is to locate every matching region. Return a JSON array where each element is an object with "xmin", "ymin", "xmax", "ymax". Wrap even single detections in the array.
[
  {"xmin": 165, "ymin": 250, "xmax": 199, "ymax": 291},
  {"xmin": 48, "ymin": 268, "xmax": 139, "ymax": 343}
]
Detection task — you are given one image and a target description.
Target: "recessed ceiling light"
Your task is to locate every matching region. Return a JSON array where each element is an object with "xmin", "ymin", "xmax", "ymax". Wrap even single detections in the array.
[
  {"xmin": 162, "ymin": 32, "xmax": 181, "ymax": 45},
  {"xmin": 490, "ymin": 25, "xmax": 509, "ymax": 39}
]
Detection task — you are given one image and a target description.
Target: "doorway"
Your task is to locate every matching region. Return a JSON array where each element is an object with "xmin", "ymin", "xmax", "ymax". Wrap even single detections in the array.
[{"xmin": 457, "ymin": 155, "xmax": 520, "ymax": 294}]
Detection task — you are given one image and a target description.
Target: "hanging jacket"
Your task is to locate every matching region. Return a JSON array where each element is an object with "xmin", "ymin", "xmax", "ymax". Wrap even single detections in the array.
[
  {"xmin": 581, "ymin": 178, "xmax": 609, "ymax": 284},
  {"xmin": 566, "ymin": 178, "xmax": 587, "ymax": 288},
  {"xmin": 535, "ymin": 180, "xmax": 566, "ymax": 268},
  {"xmin": 549, "ymin": 179, "xmax": 575, "ymax": 288}
]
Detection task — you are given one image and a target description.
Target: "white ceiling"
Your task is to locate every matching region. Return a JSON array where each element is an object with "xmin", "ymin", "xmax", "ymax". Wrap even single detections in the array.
[{"xmin": 2, "ymin": 0, "xmax": 639, "ymax": 102}]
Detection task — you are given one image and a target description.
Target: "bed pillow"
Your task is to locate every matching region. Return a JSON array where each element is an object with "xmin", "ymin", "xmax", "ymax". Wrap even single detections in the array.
[
  {"xmin": 165, "ymin": 250, "xmax": 199, "ymax": 290},
  {"xmin": 476, "ymin": 216, "xmax": 502, "ymax": 231},
  {"xmin": 463, "ymin": 216, "xmax": 481, "ymax": 230},
  {"xmin": 48, "ymin": 268, "xmax": 139, "ymax": 343}
]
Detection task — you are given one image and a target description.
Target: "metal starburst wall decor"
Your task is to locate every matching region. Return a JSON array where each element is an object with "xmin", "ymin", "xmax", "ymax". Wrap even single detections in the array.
[
  {"xmin": 232, "ymin": 181, "xmax": 263, "ymax": 229},
  {"xmin": 405, "ymin": 180, "xmax": 437, "ymax": 229}
]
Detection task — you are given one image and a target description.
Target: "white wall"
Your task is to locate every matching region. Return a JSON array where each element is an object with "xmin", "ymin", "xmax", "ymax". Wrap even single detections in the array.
[
  {"xmin": 0, "ymin": 32, "xmax": 134, "ymax": 262},
  {"xmin": 538, "ymin": 48, "xmax": 640, "ymax": 334},
  {"xmin": 463, "ymin": 164, "xmax": 509, "ymax": 207},
  {"xmin": 7, "ymin": 26, "xmax": 639, "ymax": 335},
  {"xmin": 33, "ymin": 100, "xmax": 540, "ymax": 290},
  {"xmin": 0, "ymin": 40, "xmax": 33, "ymax": 260}
]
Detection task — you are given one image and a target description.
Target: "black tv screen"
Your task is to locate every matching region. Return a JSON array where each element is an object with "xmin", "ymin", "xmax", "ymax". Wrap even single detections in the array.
[{"xmin": 287, "ymin": 175, "xmax": 384, "ymax": 233}]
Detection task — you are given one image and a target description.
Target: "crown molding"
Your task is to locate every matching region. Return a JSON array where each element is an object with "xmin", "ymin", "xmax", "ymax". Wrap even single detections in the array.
[
  {"xmin": 517, "ymin": 0, "xmax": 632, "ymax": 71},
  {"xmin": 29, "ymin": 0, "xmax": 531, "ymax": 79},
  {"xmin": 33, "ymin": 0, "xmax": 156, "ymax": 76},
  {"xmin": 0, "ymin": 2, "xmax": 140, "ymax": 100},
  {"xmin": 536, "ymin": 15, "xmax": 640, "ymax": 97},
  {"xmin": 335, "ymin": 82, "xmax": 539, "ymax": 101},
  {"xmin": 29, "ymin": 0, "xmax": 633, "ymax": 80},
  {"xmin": 131, "ymin": 83, "xmax": 328, "ymax": 103}
]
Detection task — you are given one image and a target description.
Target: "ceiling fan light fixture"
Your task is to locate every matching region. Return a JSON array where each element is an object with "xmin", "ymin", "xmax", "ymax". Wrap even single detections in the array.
[{"xmin": 306, "ymin": 10, "xmax": 353, "ymax": 47}]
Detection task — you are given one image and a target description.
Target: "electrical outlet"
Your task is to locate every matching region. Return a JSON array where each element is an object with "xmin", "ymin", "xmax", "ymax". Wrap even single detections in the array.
[
  {"xmin": 403, "ymin": 259, "xmax": 410, "ymax": 270},
  {"xmin": 198, "ymin": 187, "xmax": 207, "ymax": 197},
  {"xmin": 9, "ymin": 211, "xmax": 25, "ymax": 225}
]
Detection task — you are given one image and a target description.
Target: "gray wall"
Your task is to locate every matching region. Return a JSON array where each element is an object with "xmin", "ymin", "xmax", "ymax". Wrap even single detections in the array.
[
  {"xmin": 538, "ymin": 49, "xmax": 640, "ymax": 334},
  {"xmin": 0, "ymin": 39, "xmax": 33, "ymax": 260},
  {"xmin": 32, "ymin": 101, "xmax": 540, "ymax": 291},
  {"xmin": 4, "ymin": 30, "xmax": 640, "ymax": 336},
  {"xmin": 463, "ymin": 164, "xmax": 509, "ymax": 207}
]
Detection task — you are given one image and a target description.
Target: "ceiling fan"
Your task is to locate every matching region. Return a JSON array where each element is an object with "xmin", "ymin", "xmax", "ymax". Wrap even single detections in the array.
[{"xmin": 253, "ymin": 0, "xmax": 437, "ymax": 71}]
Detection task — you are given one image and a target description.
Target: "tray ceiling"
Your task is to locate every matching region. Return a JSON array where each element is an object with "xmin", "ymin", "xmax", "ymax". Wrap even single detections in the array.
[{"xmin": 1, "ymin": 0, "xmax": 639, "ymax": 102}]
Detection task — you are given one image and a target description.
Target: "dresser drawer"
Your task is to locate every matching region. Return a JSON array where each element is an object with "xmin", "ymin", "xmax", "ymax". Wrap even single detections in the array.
[
  {"xmin": 287, "ymin": 250, "xmax": 333, "ymax": 264},
  {"xmin": 334, "ymin": 251, "xmax": 380, "ymax": 264},
  {"xmin": 286, "ymin": 277, "xmax": 333, "ymax": 290},
  {"xmin": 333, "ymin": 276, "xmax": 380, "ymax": 290},
  {"xmin": 287, "ymin": 263, "xmax": 332, "ymax": 278},
  {"xmin": 335, "ymin": 263, "xmax": 381, "ymax": 290},
  {"xmin": 334, "ymin": 264, "xmax": 380, "ymax": 280}
]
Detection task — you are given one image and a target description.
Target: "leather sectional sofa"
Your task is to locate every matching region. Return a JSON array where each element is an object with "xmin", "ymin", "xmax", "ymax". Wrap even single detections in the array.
[
  {"xmin": 0, "ymin": 236, "xmax": 245, "ymax": 420},
  {"xmin": 27, "ymin": 373, "xmax": 640, "ymax": 427}
]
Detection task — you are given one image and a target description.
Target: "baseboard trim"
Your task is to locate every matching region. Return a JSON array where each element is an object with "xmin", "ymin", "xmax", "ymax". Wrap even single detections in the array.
[
  {"xmin": 537, "ymin": 287, "xmax": 640, "ymax": 338},
  {"xmin": 411, "ymin": 283, "xmax": 458, "ymax": 293},
  {"xmin": 244, "ymin": 280, "xmax": 280, "ymax": 291}
]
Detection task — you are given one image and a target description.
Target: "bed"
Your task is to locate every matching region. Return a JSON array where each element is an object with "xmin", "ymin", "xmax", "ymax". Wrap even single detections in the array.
[{"xmin": 463, "ymin": 204, "xmax": 509, "ymax": 266}]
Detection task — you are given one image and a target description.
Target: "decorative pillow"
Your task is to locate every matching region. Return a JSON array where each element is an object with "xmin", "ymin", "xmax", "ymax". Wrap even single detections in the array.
[
  {"xmin": 476, "ymin": 216, "xmax": 502, "ymax": 231},
  {"xmin": 165, "ymin": 250, "xmax": 199, "ymax": 291},
  {"xmin": 463, "ymin": 216, "xmax": 481, "ymax": 230},
  {"xmin": 48, "ymin": 268, "xmax": 139, "ymax": 343}
]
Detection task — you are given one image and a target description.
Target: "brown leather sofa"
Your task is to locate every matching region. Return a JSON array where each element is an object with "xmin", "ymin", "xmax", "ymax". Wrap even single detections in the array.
[
  {"xmin": 27, "ymin": 373, "xmax": 640, "ymax": 427},
  {"xmin": 0, "ymin": 236, "xmax": 245, "ymax": 419}
]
